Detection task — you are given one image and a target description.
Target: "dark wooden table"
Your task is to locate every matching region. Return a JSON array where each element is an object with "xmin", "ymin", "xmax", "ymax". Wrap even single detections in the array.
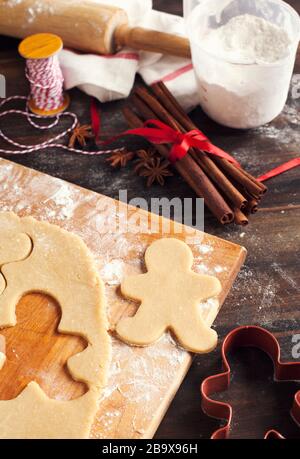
[{"xmin": 0, "ymin": 0, "xmax": 299, "ymax": 440}]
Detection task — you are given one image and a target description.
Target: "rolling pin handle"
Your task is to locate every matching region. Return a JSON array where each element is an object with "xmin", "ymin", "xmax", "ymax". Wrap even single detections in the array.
[{"xmin": 114, "ymin": 24, "xmax": 191, "ymax": 59}]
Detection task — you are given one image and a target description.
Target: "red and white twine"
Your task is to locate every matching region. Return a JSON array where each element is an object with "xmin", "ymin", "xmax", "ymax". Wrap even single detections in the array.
[
  {"xmin": 0, "ymin": 96, "xmax": 122, "ymax": 155},
  {"xmin": 0, "ymin": 56, "xmax": 122, "ymax": 156},
  {"xmin": 26, "ymin": 55, "xmax": 65, "ymax": 112}
]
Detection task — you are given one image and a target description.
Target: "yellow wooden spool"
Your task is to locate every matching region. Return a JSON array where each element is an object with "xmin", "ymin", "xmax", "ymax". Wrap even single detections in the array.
[{"xmin": 18, "ymin": 33, "xmax": 69, "ymax": 116}]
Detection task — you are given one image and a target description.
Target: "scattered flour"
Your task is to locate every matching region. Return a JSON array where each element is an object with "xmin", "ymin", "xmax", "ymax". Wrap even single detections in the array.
[
  {"xmin": 199, "ymin": 297, "xmax": 218, "ymax": 313},
  {"xmin": 214, "ymin": 265, "xmax": 226, "ymax": 274},
  {"xmin": 7, "ymin": 0, "xmax": 55, "ymax": 26},
  {"xmin": 194, "ymin": 262, "xmax": 209, "ymax": 274},
  {"xmin": 11, "ymin": 348, "xmax": 19, "ymax": 360},
  {"xmin": 98, "ymin": 334, "xmax": 186, "ymax": 405},
  {"xmin": 92, "ymin": 333, "xmax": 187, "ymax": 438},
  {"xmin": 198, "ymin": 243, "xmax": 213, "ymax": 255},
  {"xmin": 255, "ymin": 98, "xmax": 300, "ymax": 146},
  {"xmin": 100, "ymin": 259, "xmax": 125, "ymax": 286},
  {"xmin": 271, "ymin": 262, "xmax": 300, "ymax": 292},
  {"xmin": 24, "ymin": 369, "xmax": 67, "ymax": 401},
  {"xmin": 26, "ymin": 1, "xmax": 55, "ymax": 25},
  {"xmin": 44, "ymin": 184, "xmax": 79, "ymax": 220}
]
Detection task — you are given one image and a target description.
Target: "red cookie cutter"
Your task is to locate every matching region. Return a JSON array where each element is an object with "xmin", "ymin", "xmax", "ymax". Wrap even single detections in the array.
[{"xmin": 201, "ymin": 326, "xmax": 300, "ymax": 439}]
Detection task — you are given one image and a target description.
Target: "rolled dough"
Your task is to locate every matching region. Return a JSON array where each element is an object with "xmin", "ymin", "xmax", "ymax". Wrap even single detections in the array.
[
  {"xmin": 0, "ymin": 231, "xmax": 32, "ymax": 294},
  {"xmin": 0, "ymin": 212, "xmax": 111, "ymax": 439},
  {"xmin": 116, "ymin": 238, "xmax": 222, "ymax": 353}
]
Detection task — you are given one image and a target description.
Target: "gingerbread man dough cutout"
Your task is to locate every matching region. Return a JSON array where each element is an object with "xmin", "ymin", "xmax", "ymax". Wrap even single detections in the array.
[
  {"xmin": 116, "ymin": 238, "xmax": 222, "ymax": 353},
  {"xmin": 0, "ymin": 232, "xmax": 32, "ymax": 295}
]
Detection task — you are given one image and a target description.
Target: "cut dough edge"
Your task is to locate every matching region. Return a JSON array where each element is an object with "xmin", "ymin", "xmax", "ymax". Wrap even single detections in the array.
[
  {"xmin": 0, "ymin": 211, "xmax": 111, "ymax": 438},
  {"xmin": 0, "ymin": 231, "xmax": 33, "ymax": 295},
  {"xmin": 116, "ymin": 237, "xmax": 222, "ymax": 353}
]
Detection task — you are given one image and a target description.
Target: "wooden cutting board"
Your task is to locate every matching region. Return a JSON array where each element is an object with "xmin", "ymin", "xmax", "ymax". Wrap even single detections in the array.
[{"xmin": 0, "ymin": 158, "xmax": 246, "ymax": 439}]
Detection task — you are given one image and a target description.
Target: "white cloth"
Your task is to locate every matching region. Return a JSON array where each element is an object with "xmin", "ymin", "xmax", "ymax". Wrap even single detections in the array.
[{"xmin": 58, "ymin": 0, "xmax": 198, "ymax": 111}]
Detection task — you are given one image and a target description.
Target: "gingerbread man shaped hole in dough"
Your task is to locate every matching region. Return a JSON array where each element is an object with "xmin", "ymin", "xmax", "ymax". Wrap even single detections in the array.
[
  {"xmin": 116, "ymin": 238, "xmax": 222, "ymax": 353},
  {"xmin": 0, "ymin": 293, "xmax": 88, "ymax": 400}
]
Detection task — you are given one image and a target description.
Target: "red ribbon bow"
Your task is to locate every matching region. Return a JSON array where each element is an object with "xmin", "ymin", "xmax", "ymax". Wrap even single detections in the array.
[
  {"xmin": 125, "ymin": 119, "xmax": 240, "ymax": 166},
  {"xmin": 91, "ymin": 99, "xmax": 299, "ymax": 183}
]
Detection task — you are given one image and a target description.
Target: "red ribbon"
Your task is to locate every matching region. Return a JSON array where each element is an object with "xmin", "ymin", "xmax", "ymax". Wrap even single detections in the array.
[
  {"xmin": 119, "ymin": 119, "xmax": 240, "ymax": 166},
  {"xmin": 90, "ymin": 98, "xmax": 101, "ymax": 143},
  {"xmin": 90, "ymin": 100, "xmax": 299, "ymax": 183},
  {"xmin": 257, "ymin": 157, "xmax": 300, "ymax": 182}
]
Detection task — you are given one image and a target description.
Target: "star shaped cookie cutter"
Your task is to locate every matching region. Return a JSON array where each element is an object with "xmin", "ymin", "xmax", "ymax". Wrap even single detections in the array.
[{"xmin": 201, "ymin": 326, "xmax": 300, "ymax": 439}]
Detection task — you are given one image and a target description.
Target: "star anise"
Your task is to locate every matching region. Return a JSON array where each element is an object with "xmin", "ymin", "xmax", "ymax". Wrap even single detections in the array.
[
  {"xmin": 139, "ymin": 157, "xmax": 173, "ymax": 187},
  {"xmin": 134, "ymin": 148, "xmax": 158, "ymax": 174},
  {"xmin": 106, "ymin": 150, "xmax": 135, "ymax": 168},
  {"xmin": 136, "ymin": 148, "xmax": 156, "ymax": 161},
  {"xmin": 68, "ymin": 123, "xmax": 94, "ymax": 148}
]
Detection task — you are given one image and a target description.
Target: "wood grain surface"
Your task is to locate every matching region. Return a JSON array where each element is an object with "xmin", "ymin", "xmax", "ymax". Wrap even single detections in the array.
[
  {"xmin": 0, "ymin": 293, "xmax": 87, "ymax": 401},
  {"xmin": 0, "ymin": 0, "xmax": 299, "ymax": 439}
]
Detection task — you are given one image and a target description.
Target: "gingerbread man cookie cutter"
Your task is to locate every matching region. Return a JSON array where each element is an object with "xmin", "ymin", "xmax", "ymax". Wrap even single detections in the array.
[
  {"xmin": 116, "ymin": 238, "xmax": 222, "ymax": 353},
  {"xmin": 201, "ymin": 325, "xmax": 300, "ymax": 439}
]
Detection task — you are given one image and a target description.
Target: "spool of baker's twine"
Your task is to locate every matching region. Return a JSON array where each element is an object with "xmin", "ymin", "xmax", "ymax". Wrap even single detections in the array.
[
  {"xmin": 26, "ymin": 54, "xmax": 66, "ymax": 114},
  {"xmin": 0, "ymin": 33, "xmax": 122, "ymax": 155}
]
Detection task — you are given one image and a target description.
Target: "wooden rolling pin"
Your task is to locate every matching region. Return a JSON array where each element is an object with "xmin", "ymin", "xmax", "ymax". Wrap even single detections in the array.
[{"xmin": 0, "ymin": 0, "xmax": 191, "ymax": 58}]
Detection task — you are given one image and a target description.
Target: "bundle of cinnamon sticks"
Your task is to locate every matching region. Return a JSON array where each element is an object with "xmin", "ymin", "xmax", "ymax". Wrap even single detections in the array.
[{"xmin": 123, "ymin": 82, "xmax": 267, "ymax": 225}]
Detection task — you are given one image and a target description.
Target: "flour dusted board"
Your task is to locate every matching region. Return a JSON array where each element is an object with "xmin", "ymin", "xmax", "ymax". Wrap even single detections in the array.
[{"xmin": 0, "ymin": 158, "xmax": 246, "ymax": 439}]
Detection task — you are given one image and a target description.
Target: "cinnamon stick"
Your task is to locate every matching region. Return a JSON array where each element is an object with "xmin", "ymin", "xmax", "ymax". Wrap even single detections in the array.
[
  {"xmin": 191, "ymin": 152, "xmax": 248, "ymax": 210},
  {"xmin": 234, "ymin": 208, "xmax": 249, "ymax": 226},
  {"xmin": 238, "ymin": 167, "xmax": 267, "ymax": 194},
  {"xmin": 152, "ymin": 82, "xmax": 267, "ymax": 199},
  {"xmin": 135, "ymin": 86, "xmax": 180, "ymax": 131},
  {"xmin": 213, "ymin": 156, "xmax": 265, "ymax": 198},
  {"xmin": 132, "ymin": 94, "xmax": 156, "ymax": 121},
  {"xmin": 245, "ymin": 198, "xmax": 259, "ymax": 214},
  {"xmin": 152, "ymin": 81, "xmax": 194, "ymax": 131},
  {"xmin": 225, "ymin": 177, "xmax": 262, "ymax": 217},
  {"xmin": 122, "ymin": 107, "xmax": 234, "ymax": 224},
  {"xmin": 122, "ymin": 107, "xmax": 170, "ymax": 160},
  {"xmin": 135, "ymin": 87, "xmax": 247, "ymax": 210}
]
